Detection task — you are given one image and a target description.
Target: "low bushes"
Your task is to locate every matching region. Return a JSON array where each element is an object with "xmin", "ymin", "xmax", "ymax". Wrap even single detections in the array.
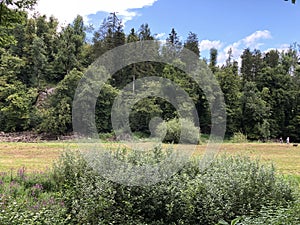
[
  {"xmin": 0, "ymin": 146, "xmax": 298, "ymax": 224},
  {"xmin": 51, "ymin": 147, "xmax": 297, "ymax": 224},
  {"xmin": 235, "ymin": 199, "xmax": 300, "ymax": 224},
  {"xmin": 156, "ymin": 118, "xmax": 200, "ymax": 144},
  {"xmin": 230, "ymin": 132, "xmax": 248, "ymax": 143},
  {"xmin": 0, "ymin": 169, "xmax": 68, "ymax": 225}
]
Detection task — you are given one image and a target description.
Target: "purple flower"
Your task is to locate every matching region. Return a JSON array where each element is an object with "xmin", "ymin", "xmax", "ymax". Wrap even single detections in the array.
[
  {"xmin": 9, "ymin": 181, "xmax": 16, "ymax": 188},
  {"xmin": 31, "ymin": 184, "xmax": 43, "ymax": 197},
  {"xmin": 32, "ymin": 184, "xmax": 43, "ymax": 190},
  {"xmin": 0, "ymin": 172, "xmax": 7, "ymax": 177},
  {"xmin": 32, "ymin": 204, "xmax": 40, "ymax": 210},
  {"xmin": 17, "ymin": 167, "xmax": 26, "ymax": 179}
]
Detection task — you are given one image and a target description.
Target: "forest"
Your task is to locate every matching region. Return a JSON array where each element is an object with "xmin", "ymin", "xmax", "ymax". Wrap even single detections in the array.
[{"xmin": 1, "ymin": 0, "xmax": 300, "ymax": 142}]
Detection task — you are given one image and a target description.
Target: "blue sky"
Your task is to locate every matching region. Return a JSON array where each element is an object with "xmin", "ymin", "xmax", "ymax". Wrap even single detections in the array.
[{"xmin": 36, "ymin": 0, "xmax": 300, "ymax": 64}]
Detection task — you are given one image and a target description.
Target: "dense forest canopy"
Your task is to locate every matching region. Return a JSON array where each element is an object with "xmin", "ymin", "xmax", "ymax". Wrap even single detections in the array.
[{"xmin": 0, "ymin": 1, "xmax": 299, "ymax": 141}]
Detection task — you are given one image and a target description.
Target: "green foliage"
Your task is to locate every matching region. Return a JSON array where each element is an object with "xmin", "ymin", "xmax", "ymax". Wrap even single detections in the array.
[
  {"xmin": 92, "ymin": 12, "xmax": 125, "ymax": 60},
  {"xmin": 0, "ymin": 168, "xmax": 68, "ymax": 225},
  {"xmin": 0, "ymin": 49, "xmax": 38, "ymax": 131},
  {"xmin": 236, "ymin": 200, "xmax": 300, "ymax": 224},
  {"xmin": 54, "ymin": 15, "xmax": 86, "ymax": 79},
  {"xmin": 50, "ymin": 149, "xmax": 297, "ymax": 224},
  {"xmin": 156, "ymin": 118, "xmax": 200, "ymax": 144},
  {"xmin": 216, "ymin": 65, "xmax": 241, "ymax": 136},
  {"xmin": 0, "ymin": 203, "xmax": 68, "ymax": 225},
  {"xmin": 1, "ymin": 7, "xmax": 300, "ymax": 141},
  {"xmin": 30, "ymin": 36, "xmax": 48, "ymax": 87},
  {"xmin": 38, "ymin": 98, "xmax": 72, "ymax": 135},
  {"xmin": 0, "ymin": 87, "xmax": 37, "ymax": 131},
  {"xmin": 162, "ymin": 28, "xmax": 182, "ymax": 60},
  {"xmin": 38, "ymin": 69, "xmax": 83, "ymax": 135},
  {"xmin": 0, "ymin": 48, "xmax": 25, "ymax": 81},
  {"xmin": 183, "ymin": 32, "xmax": 200, "ymax": 57},
  {"xmin": 0, "ymin": 0, "xmax": 35, "ymax": 47},
  {"xmin": 129, "ymin": 97, "xmax": 163, "ymax": 134},
  {"xmin": 72, "ymin": 64, "xmax": 118, "ymax": 135},
  {"xmin": 96, "ymin": 84, "xmax": 119, "ymax": 133},
  {"xmin": 209, "ymin": 48, "xmax": 218, "ymax": 73},
  {"xmin": 241, "ymin": 82, "xmax": 270, "ymax": 140},
  {"xmin": 198, "ymin": 156, "xmax": 294, "ymax": 222},
  {"xmin": 0, "ymin": 149, "xmax": 298, "ymax": 224},
  {"xmin": 230, "ymin": 132, "xmax": 248, "ymax": 143}
]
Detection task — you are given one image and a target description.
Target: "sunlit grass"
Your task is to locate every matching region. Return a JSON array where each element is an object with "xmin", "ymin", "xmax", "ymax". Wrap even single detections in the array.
[{"xmin": 0, "ymin": 141, "xmax": 299, "ymax": 178}]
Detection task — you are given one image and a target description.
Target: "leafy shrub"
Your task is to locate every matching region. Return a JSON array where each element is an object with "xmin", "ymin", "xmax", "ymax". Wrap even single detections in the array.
[
  {"xmin": 0, "ymin": 169, "xmax": 68, "ymax": 225},
  {"xmin": 99, "ymin": 132, "xmax": 116, "ymax": 141},
  {"xmin": 231, "ymin": 132, "xmax": 248, "ymax": 143},
  {"xmin": 38, "ymin": 69, "xmax": 83, "ymax": 135},
  {"xmin": 156, "ymin": 118, "xmax": 200, "ymax": 144},
  {"xmin": 235, "ymin": 199, "xmax": 300, "ymax": 224},
  {"xmin": 52, "ymin": 148, "xmax": 297, "ymax": 224},
  {"xmin": 4, "ymin": 150, "xmax": 294, "ymax": 225},
  {"xmin": 198, "ymin": 155, "xmax": 294, "ymax": 223},
  {"xmin": 0, "ymin": 197, "xmax": 68, "ymax": 225}
]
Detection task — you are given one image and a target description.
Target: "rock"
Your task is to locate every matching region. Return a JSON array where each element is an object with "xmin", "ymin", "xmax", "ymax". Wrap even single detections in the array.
[{"xmin": 36, "ymin": 87, "xmax": 56, "ymax": 107}]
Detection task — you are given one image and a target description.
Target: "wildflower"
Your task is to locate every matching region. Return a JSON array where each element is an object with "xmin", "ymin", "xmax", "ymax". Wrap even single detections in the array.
[
  {"xmin": 33, "ymin": 183, "xmax": 43, "ymax": 190},
  {"xmin": 31, "ymin": 183, "xmax": 43, "ymax": 197},
  {"xmin": 9, "ymin": 181, "xmax": 16, "ymax": 188},
  {"xmin": 0, "ymin": 172, "xmax": 7, "ymax": 177},
  {"xmin": 17, "ymin": 167, "xmax": 26, "ymax": 180}
]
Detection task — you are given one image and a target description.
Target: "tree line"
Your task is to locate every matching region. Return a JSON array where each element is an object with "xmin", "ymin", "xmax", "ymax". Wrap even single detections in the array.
[{"xmin": 0, "ymin": 1, "xmax": 299, "ymax": 141}]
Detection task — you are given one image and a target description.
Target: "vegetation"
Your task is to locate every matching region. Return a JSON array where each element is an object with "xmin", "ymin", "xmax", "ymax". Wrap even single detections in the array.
[
  {"xmin": 0, "ymin": 1, "xmax": 299, "ymax": 142},
  {"xmin": 156, "ymin": 118, "xmax": 200, "ymax": 144},
  {"xmin": 0, "ymin": 1, "xmax": 299, "ymax": 223},
  {"xmin": 0, "ymin": 148, "xmax": 299, "ymax": 224},
  {"xmin": 1, "ymin": 142, "xmax": 300, "ymax": 175},
  {"xmin": 230, "ymin": 132, "xmax": 248, "ymax": 143}
]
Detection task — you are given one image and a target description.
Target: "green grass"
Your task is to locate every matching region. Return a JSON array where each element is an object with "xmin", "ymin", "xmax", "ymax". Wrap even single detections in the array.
[
  {"xmin": 0, "ymin": 141, "xmax": 299, "ymax": 180},
  {"xmin": 0, "ymin": 142, "xmax": 76, "ymax": 172}
]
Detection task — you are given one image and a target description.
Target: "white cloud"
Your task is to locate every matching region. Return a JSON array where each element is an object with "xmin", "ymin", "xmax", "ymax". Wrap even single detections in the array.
[
  {"xmin": 214, "ymin": 30, "xmax": 273, "ymax": 66},
  {"xmin": 35, "ymin": 0, "xmax": 158, "ymax": 25},
  {"xmin": 217, "ymin": 41, "xmax": 244, "ymax": 66},
  {"xmin": 242, "ymin": 30, "xmax": 272, "ymax": 48},
  {"xmin": 199, "ymin": 40, "xmax": 223, "ymax": 51},
  {"xmin": 264, "ymin": 44, "xmax": 290, "ymax": 54},
  {"xmin": 155, "ymin": 33, "xmax": 166, "ymax": 39},
  {"xmin": 119, "ymin": 11, "xmax": 139, "ymax": 25}
]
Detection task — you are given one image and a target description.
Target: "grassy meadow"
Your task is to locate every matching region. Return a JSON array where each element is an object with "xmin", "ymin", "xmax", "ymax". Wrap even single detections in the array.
[
  {"xmin": 1, "ymin": 140, "xmax": 300, "ymax": 224},
  {"xmin": 0, "ymin": 141, "xmax": 299, "ymax": 177}
]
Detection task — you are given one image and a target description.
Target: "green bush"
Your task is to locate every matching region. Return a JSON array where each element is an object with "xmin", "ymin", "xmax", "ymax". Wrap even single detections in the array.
[
  {"xmin": 0, "ymin": 198, "xmax": 68, "ymax": 225},
  {"xmin": 51, "ymin": 148, "xmax": 297, "ymax": 224},
  {"xmin": 38, "ymin": 69, "xmax": 82, "ymax": 135},
  {"xmin": 230, "ymin": 132, "xmax": 248, "ymax": 143},
  {"xmin": 2, "ymin": 149, "xmax": 296, "ymax": 224},
  {"xmin": 235, "ymin": 199, "xmax": 300, "ymax": 224},
  {"xmin": 0, "ymin": 169, "xmax": 68, "ymax": 225},
  {"xmin": 156, "ymin": 118, "xmax": 200, "ymax": 144},
  {"xmin": 199, "ymin": 155, "xmax": 294, "ymax": 223}
]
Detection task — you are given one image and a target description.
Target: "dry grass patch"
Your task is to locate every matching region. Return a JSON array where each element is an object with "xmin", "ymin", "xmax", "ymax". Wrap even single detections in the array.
[{"xmin": 0, "ymin": 142, "xmax": 299, "ymax": 176}]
